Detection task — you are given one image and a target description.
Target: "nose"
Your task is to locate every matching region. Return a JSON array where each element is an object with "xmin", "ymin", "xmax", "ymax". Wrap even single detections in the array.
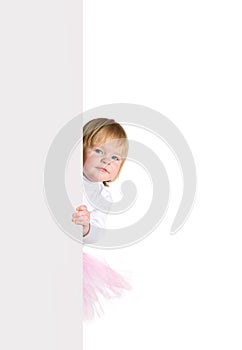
[{"xmin": 101, "ymin": 155, "xmax": 111, "ymax": 164}]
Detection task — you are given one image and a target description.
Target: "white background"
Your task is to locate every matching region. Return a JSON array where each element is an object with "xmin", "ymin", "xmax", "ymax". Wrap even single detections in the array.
[{"xmin": 1, "ymin": 1, "xmax": 242, "ymax": 349}]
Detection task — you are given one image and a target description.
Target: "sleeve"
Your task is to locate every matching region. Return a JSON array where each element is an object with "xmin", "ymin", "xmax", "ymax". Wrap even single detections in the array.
[{"xmin": 83, "ymin": 186, "xmax": 113, "ymax": 244}]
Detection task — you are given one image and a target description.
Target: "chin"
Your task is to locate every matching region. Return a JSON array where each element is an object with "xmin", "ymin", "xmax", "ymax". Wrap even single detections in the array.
[
  {"xmin": 99, "ymin": 177, "xmax": 111, "ymax": 183},
  {"xmin": 93, "ymin": 176, "xmax": 105, "ymax": 182}
]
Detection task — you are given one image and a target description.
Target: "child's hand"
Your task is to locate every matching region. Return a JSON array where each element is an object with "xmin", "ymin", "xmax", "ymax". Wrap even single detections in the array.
[{"xmin": 72, "ymin": 205, "xmax": 90, "ymax": 236}]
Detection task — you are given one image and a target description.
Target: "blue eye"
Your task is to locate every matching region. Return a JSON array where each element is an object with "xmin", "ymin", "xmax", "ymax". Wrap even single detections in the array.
[
  {"xmin": 111, "ymin": 155, "xmax": 120, "ymax": 161},
  {"xmin": 94, "ymin": 148, "xmax": 103, "ymax": 154}
]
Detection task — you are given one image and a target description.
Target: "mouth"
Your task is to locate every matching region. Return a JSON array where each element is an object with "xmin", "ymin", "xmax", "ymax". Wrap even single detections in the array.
[{"xmin": 96, "ymin": 167, "xmax": 109, "ymax": 174}]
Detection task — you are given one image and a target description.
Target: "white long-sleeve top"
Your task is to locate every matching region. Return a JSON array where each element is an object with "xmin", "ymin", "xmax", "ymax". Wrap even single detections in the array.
[{"xmin": 82, "ymin": 175, "xmax": 112, "ymax": 244}]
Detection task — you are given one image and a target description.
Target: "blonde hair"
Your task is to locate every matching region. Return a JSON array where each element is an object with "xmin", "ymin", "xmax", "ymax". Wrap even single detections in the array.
[{"xmin": 83, "ymin": 118, "xmax": 128, "ymax": 186}]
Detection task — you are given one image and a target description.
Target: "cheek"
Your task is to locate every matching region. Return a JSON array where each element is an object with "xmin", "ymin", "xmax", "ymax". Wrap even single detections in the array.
[
  {"xmin": 83, "ymin": 148, "xmax": 96, "ymax": 163},
  {"xmin": 111, "ymin": 162, "xmax": 121, "ymax": 175},
  {"xmin": 83, "ymin": 152, "xmax": 97, "ymax": 168},
  {"xmin": 83, "ymin": 156, "xmax": 93, "ymax": 171}
]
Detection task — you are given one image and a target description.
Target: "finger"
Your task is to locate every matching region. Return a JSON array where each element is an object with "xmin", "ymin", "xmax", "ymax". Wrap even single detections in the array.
[
  {"xmin": 76, "ymin": 210, "xmax": 89, "ymax": 217},
  {"xmin": 72, "ymin": 212, "xmax": 85, "ymax": 219},
  {"xmin": 77, "ymin": 215, "xmax": 89, "ymax": 223},
  {"xmin": 73, "ymin": 213, "xmax": 90, "ymax": 221},
  {"xmin": 72, "ymin": 217, "xmax": 83, "ymax": 224},
  {"xmin": 76, "ymin": 205, "xmax": 87, "ymax": 211},
  {"xmin": 73, "ymin": 217, "xmax": 90, "ymax": 225}
]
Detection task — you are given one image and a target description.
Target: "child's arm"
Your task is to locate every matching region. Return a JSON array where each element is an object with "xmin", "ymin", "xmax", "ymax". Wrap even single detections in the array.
[
  {"xmin": 72, "ymin": 187, "xmax": 112, "ymax": 242},
  {"xmin": 72, "ymin": 205, "xmax": 90, "ymax": 236}
]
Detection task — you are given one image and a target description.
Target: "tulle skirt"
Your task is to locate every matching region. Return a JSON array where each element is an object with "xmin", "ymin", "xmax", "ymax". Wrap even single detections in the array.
[{"xmin": 83, "ymin": 252, "xmax": 131, "ymax": 320}]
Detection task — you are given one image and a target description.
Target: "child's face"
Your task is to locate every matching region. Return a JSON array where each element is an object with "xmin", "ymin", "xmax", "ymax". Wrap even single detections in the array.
[{"xmin": 83, "ymin": 139, "xmax": 124, "ymax": 182}]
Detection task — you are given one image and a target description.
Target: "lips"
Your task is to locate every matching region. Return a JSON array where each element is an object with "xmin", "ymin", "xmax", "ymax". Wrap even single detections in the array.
[{"xmin": 96, "ymin": 167, "xmax": 109, "ymax": 173}]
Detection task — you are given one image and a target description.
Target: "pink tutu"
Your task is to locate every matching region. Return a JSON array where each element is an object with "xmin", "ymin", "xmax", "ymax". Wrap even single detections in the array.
[{"xmin": 83, "ymin": 252, "xmax": 131, "ymax": 320}]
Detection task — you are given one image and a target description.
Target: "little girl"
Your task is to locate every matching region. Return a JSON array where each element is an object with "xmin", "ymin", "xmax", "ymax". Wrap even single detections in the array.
[
  {"xmin": 72, "ymin": 118, "xmax": 130, "ymax": 319},
  {"xmin": 72, "ymin": 117, "xmax": 128, "ymax": 240}
]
